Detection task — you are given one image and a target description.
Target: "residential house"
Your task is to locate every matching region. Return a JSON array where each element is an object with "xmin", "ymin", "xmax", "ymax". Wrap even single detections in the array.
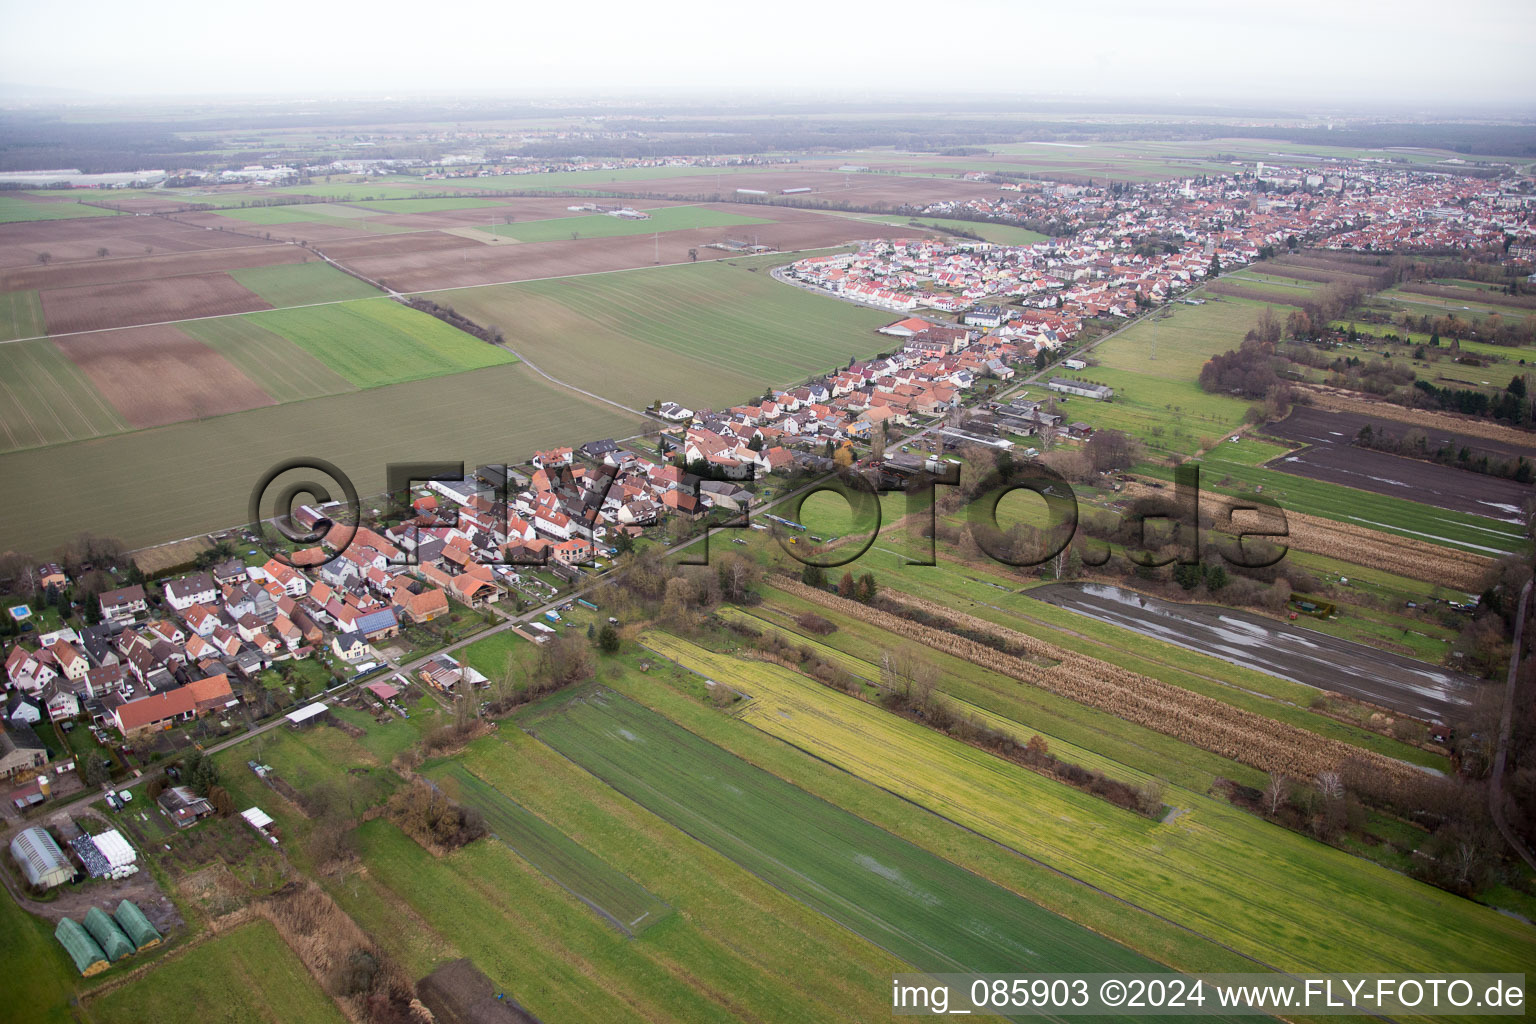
[
  {"xmin": 98, "ymin": 586, "xmax": 148, "ymax": 623},
  {"xmin": 5, "ymin": 693, "xmax": 43, "ymax": 727},
  {"xmin": 0, "ymin": 722, "xmax": 47, "ymax": 780},
  {"xmin": 163, "ymin": 573, "xmax": 217, "ymax": 612},
  {"xmin": 39, "ymin": 680, "xmax": 79, "ymax": 721},
  {"xmin": 254, "ymin": 560, "xmax": 308, "ymax": 597},
  {"xmin": 110, "ymin": 674, "xmax": 236, "ymax": 735},
  {"xmin": 331, "ymin": 632, "xmax": 369, "ymax": 664},
  {"xmin": 5, "ymin": 647, "xmax": 57, "ymax": 694}
]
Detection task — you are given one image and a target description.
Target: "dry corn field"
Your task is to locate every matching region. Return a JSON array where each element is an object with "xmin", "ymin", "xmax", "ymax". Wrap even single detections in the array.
[{"xmin": 773, "ymin": 578, "xmax": 1420, "ymax": 784}]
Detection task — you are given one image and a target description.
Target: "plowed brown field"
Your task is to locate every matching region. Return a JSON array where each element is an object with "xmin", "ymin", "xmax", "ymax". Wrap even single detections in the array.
[
  {"xmin": 41, "ymin": 272, "xmax": 271, "ymax": 334},
  {"xmin": 0, "ymin": 215, "xmax": 267, "ymax": 267},
  {"xmin": 1, "ymin": 243, "xmax": 299, "ymax": 292},
  {"xmin": 55, "ymin": 324, "xmax": 276, "ymax": 427}
]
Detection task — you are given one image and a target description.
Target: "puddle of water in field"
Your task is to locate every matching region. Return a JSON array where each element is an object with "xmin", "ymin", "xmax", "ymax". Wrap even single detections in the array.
[
  {"xmin": 854, "ymin": 853, "xmax": 942, "ymax": 906},
  {"xmin": 1039, "ymin": 583, "xmax": 1475, "ymax": 719}
]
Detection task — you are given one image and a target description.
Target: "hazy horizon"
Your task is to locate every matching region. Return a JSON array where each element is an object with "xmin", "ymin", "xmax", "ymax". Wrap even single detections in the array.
[{"xmin": 3, "ymin": 0, "xmax": 1534, "ymax": 113}]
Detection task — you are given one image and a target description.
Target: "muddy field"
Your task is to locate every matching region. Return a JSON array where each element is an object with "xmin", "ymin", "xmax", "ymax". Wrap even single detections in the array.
[
  {"xmin": 1284, "ymin": 394, "xmax": 1536, "ymax": 455},
  {"xmin": 1, "ymin": 242, "xmax": 297, "ymax": 293},
  {"xmin": 40, "ymin": 271, "xmax": 273, "ymax": 335},
  {"xmin": 1028, "ymin": 581, "xmax": 1483, "ymax": 722},
  {"xmin": 56, "ymin": 324, "xmax": 275, "ymax": 426},
  {"xmin": 418, "ymin": 959, "xmax": 542, "ymax": 1024},
  {"xmin": 1264, "ymin": 406, "xmax": 1533, "ymax": 520},
  {"xmin": 1270, "ymin": 405, "xmax": 1535, "ymax": 459}
]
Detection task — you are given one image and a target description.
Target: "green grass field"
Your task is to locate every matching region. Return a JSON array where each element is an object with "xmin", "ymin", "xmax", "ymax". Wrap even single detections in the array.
[
  {"xmin": 87, "ymin": 919, "xmax": 346, "ymax": 1024},
  {"xmin": 432, "ymin": 762, "xmax": 670, "ymax": 935},
  {"xmin": 229, "ymin": 262, "xmax": 382, "ymax": 306},
  {"xmin": 641, "ymin": 632, "xmax": 1534, "ymax": 976},
  {"xmin": 0, "ymin": 195, "xmax": 122, "ymax": 223},
  {"xmin": 178, "ymin": 314, "xmax": 358, "ymax": 404},
  {"xmin": 484, "ymin": 204, "xmax": 771, "ymax": 243},
  {"xmin": 1375, "ymin": 286, "xmax": 1530, "ymax": 321},
  {"xmin": 0, "ymin": 361, "xmax": 643, "ymax": 554},
  {"xmin": 351, "ymin": 196, "xmax": 515, "ymax": 214},
  {"xmin": 329, "ymin": 734, "xmax": 915, "ymax": 1022},
  {"xmin": 0, "ymin": 890, "xmax": 77, "ymax": 1024},
  {"xmin": 0, "ymin": 289, "xmax": 46, "ymax": 340},
  {"xmin": 1038, "ymin": 298, "xmax": 1281, "ymax": 457},
  {"xmin": 437, "ymin": 253, "xmax": 896, "ymax": 409},
  {"xmin": 527, "ymin": 684, "xmax": 1177, "ymax": 979},
  {"xmin": 1026, "ymin": 371, "xmax": 1250, "ymax": 458},
  {"xmin": 0, "ymin": 337, "xmax": 127, "ymax": 451},
  {"xmin": 458, "ymin": 628, "xmax": 533, "ymax": 681},
  {"xmin": 211, "ymin": 204, "xmax": 405, "ymax": 233},
  {"xmin": 247, "ymin": 298, "xmax": 515, "ymax": 388}
]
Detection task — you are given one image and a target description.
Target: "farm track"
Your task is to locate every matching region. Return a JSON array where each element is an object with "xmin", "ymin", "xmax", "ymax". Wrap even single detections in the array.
[{"xmin": 771, "ymin": 578, "xmax": 1423, "ymax": 783}]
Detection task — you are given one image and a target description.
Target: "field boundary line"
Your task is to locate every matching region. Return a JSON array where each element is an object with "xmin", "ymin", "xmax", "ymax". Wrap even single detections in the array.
[{"xmin": 616, "ymin": 655, "xmax": 1298, "ymax": 984}]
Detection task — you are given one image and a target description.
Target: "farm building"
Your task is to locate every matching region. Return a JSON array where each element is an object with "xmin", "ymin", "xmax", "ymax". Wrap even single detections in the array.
[
  {"xmin": 158, "ymin": 785, "xmax": 214, "ymax": 828},
  {"xmin": 365, "ymin": 681, "xmax": 400, "ymax": 702},
  {"xmin": 113, "ymin": 900, "xmax": 163, "ymax": 950},
  {"xmin": 241, "ymin": 806, "xmax": 277, "ymax": 841},
  {"xmin": 11, "ymin": 826, "xmax": 73, "ymax": 889},
  {"xmin": 284, "ymin": 702, "xmax": 330, "ymax": 728},
  {"xmin": 83, "ymin": 905, "xmax": 136, "ymax": 962},
  {"xmin": 54, "ymin": 917, "xmax": 108, "ymax": 976},
  {"xmin": 1046, "ymin": 377, "xmax": 1114, "ymax": 401}
]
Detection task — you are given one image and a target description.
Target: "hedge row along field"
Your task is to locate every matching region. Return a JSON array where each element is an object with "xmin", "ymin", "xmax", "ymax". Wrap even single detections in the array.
[
  {"xmin": 714, "ymin": 606, "xmax": 1155, "ymax": 787},
  {"xmin": 773, "ymin": 578, "xmax": 1419, "ymax": 784},
  {"xmin": 525, "ymin": 686, "xmax": 1191, "ymax": 993},
  {"xmin": 639, "ymin": 630, "xmax": 1536, "ymax": 976}
]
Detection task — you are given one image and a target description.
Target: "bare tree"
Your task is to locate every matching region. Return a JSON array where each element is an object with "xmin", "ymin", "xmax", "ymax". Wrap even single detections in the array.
[
  {"xmin": 1085, "ymin": 428, "xmax": 1136, "ymax": 472},
  {"xmin": 1263, "ymin": 773, "xmax": 1291, "ymax": 816},
  {"xmin": 715, "ymin": 553, "xmax": 758, "ymax": 603},
  {"xmin": 1138, "ymin": 777, "xmax": 1167, "ymax": 817},
  {"xmin": 880, "ymin": 644, "xmax": 939, "ymax": 705},
  {"xmin": 1316, "ymin": 770, "xmax": 1343, "ymax": 800}
]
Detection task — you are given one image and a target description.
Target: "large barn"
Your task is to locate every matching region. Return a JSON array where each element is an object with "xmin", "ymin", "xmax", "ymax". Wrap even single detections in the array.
[{"xmin": 11, "ymin": 825, "xmax": 72, "ymax": 889}]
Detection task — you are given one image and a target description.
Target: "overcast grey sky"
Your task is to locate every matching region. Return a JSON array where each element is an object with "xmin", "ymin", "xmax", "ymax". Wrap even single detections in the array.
[{"xmin": 3, "ymin": 0, "xmax": 1533, "ymax": 109}]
